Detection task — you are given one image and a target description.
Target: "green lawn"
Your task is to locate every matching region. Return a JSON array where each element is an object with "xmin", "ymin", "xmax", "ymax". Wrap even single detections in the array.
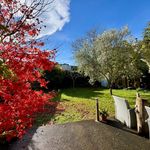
[
  {"xmin": 49, "ymin": 88, "xmax": 150, "ymax": 124},
  {"xmin": 35, "ymin": 88, "xmax": 150, "ymax": 126}
]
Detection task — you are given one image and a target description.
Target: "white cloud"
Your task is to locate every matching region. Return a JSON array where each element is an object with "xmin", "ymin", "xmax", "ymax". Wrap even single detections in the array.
[
  {"xmin": 20, "ymin": 0, "xmax": 71, "ymax": 38},
  {"xmin": 38, "ymin": 0, "xmax": 71, "ymax": 38}
]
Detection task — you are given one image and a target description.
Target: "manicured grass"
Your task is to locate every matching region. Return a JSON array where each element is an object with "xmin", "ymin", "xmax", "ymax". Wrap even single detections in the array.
[
  {"xmin": 36, "ymin": 88, "xmax": 150, "ymax": 125},
  {"xmin": 35, "ymin": 88, "xmax": 150, "ymax": 126}
]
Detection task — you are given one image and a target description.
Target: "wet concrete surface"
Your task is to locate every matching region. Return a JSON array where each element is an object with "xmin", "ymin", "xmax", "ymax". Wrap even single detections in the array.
[{"xmin": 8, "ymin": 120, "xmax": 150, "ymax": 150}]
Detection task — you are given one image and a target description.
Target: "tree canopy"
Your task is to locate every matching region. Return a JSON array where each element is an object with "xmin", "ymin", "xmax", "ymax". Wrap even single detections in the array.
[
  {"xmin": 141, "ymin": 22, "xmax": 150, "ymax": 66},
  {"xmin": 73, "ymin": 27, "xmax": 144, "ymax": 94}
]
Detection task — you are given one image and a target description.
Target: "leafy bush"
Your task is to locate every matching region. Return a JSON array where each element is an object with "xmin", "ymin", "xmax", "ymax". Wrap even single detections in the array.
[{"xmin": 0, "ymin": 0, "xmax": 56, "ymax": 141}]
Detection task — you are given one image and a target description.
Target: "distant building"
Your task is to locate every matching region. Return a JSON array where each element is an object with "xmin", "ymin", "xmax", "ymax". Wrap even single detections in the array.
[
  {"xmin": 60, "ymin": 63, "xmax": 72, "ymax": 71},
  {"xmin": 59, "ymin": 63, "xmax": 77, "ymax": 71}
]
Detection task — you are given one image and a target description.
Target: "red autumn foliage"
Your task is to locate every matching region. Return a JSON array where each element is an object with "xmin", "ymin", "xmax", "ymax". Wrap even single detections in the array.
[
  {"xmin": 0, "ymin": 0, "xmax": 56, "ymax": 141},
  {"xmin": 28, "ymin": 29, "xmax": 38, "ymax": 36}
]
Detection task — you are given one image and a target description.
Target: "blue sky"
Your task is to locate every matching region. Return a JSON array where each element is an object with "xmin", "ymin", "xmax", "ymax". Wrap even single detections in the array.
[{"xmin": 41, "ymin": 0, "xmax": 150, "ymax": 65}]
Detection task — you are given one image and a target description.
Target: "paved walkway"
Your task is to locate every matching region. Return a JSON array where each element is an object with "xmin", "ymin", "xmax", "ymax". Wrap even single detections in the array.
[{"xmin": 9, "ymin": 120, "xmax": 150, "ymax": 150}]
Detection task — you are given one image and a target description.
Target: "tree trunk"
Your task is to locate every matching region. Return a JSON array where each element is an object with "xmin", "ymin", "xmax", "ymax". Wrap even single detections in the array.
[
  {"xmin": 109, "ymin": 83, "xmax": 113, "ymax": 95},
  {"xmin": 108, "ymin": 81, "xmax": 113, "ymax": 95},
  {"xmin": 125, "ymin": 77, "xmax": 127, "ymax": 88},
  {"xmin": 72, "ymin": 78, "xmax": 75, "ymax": 88},
  {"xmin": 110, "ymin": 88, "xmax": 113, "ymax": 95},
  {"xmin": 127, "ymin": 78, "xmax": 130, "ymax": 87}
]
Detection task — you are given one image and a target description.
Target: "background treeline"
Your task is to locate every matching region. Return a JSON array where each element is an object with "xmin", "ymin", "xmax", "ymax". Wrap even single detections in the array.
[
  {"xmin": 32, "ymin": 66, "xmax": 101, "ymax": 91},
  {"xmin": 32, "ymin": 64, "xmax": 150, "ymax": 91},
  {"xmin": 44, "ymin": 67, "xmax": 101, "ymax": 90}
]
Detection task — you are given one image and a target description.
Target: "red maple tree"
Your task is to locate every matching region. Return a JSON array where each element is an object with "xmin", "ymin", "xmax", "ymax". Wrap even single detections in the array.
[{"xmin": 0, "ymin": 0, "xmax": 56, "ymax": 141}]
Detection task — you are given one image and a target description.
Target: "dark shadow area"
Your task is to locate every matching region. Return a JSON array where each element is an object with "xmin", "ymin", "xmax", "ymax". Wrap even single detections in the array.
[
  {"xmin": 0, "ymin": 127, "xmax": 40, "ymax": 150},
  {"xmin": 51, "ymin": 91, "xmax": 71, "ymax": 102},
  {"xmin": 33, "ymin": 102, "xmax": 60, "ymax": 127},
  {"xmin": 60, "ymin": 88, "xmax": 104, "ymax": 100},
  {"xmin": 60, "ymin": 98, "xmax": 70, "ymax": 102},
  {"xmin": 105, "ymin": 118, "xmax": 149, "ymax": 139},
  {"xmin": 0, "ymin": 143, "xmax": 10, "ymax": 150},
  {"xmin": 8, "ymin": 127, "xmax": 39, "ymax": 150},
  {"xmin": 106, "ymin": 118, "xmax": 138, "ymax": 135},
  {"xmin": 51, "ymin": 91, "xmax": 62, "ymax": 102}
]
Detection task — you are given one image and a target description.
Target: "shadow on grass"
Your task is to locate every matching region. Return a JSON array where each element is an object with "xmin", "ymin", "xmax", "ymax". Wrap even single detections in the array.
[
  {"xmin": 60, "ymin": 88, "xmax": 105, "ymax": 100},
  {"xmin": 52, "ymin": 91, "xmax": 62, "ymax": 102},
  {"xmin": 34, "ymin": 103, "xmax": 58, "ymax": 127},
  {"xmin": 51, "ymin": 91, "xmax": 71, "ymax": 102},
  {"xmin": 34, "ymin": 94, "xmax": 65, "ymax": 127}
]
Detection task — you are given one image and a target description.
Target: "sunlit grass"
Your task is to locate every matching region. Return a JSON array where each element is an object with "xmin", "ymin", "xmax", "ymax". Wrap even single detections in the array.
[
  {"xmin": 35, "ymin": 88, "xmax": 150, "ymax": 125},
  {"xmin": 52, "ymin": 88, "xmax": 150, "ymax": 124}
]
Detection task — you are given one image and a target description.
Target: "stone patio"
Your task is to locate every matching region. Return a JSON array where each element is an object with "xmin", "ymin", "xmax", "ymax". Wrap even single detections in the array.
[{"xmin": 8, "ymin": 119, "xmax": 150, "ymax": 150}]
